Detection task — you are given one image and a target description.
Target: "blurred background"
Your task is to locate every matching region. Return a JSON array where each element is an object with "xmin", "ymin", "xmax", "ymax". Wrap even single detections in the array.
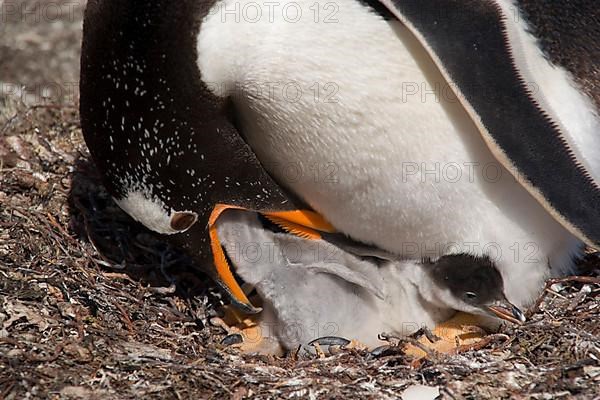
[{"xmin": 1, "ymin": 0, "xmax": 84, "ymax": 108}]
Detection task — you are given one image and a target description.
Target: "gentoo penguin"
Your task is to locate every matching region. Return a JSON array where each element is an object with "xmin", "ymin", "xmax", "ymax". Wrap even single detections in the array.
[
  {"xmin": 216, "ymin": 210, "xmax": 525, "ymax": 353},
  {"xmin": 80, "ymin": 0, "xmax": 599, "ymax": 323},
  {"xmin": 194, "ymin": 0, "xmax": 600, "ymax": 307}
]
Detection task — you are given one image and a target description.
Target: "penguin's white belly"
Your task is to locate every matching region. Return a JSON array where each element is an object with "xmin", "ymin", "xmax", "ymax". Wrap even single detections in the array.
[{"xmin": 198, "ymin": 0, "xmax": 581, "ymax": 304}]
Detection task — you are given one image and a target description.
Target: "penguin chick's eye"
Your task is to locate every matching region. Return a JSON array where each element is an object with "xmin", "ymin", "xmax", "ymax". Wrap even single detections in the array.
[{"xmin": 464, "ymin": 291, "xmax": 477, "ymax": 301}]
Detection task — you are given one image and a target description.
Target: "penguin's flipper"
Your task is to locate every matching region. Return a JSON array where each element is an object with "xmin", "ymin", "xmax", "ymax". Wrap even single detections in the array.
[
  {"xmin": 208, "ymin": 204, "xmax": 337, "ymax": 313},
  {"xmin": 378, "ymin": 0, "xmax": 600, "ymax": 249}
]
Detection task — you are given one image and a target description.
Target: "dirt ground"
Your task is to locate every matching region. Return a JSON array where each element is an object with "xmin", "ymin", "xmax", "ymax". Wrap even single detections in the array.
[{"xmin": 1, "ymin": 1, "xmax": 599, "ymax": 398}]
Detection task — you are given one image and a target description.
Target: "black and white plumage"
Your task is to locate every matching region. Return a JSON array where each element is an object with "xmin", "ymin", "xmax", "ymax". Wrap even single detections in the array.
[
  {"xmin": 195, "ymin": 0, "xmax": 599, "ymax": 306},
  {"xmin": 80, "ymin": 0, "xmax": 599, "ymax": 346}
]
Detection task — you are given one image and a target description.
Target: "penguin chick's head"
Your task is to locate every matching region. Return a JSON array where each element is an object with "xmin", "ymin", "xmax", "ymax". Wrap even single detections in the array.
[{"xmin": 425, "ymin": 254, "xmax": 526, "ymax": 324}]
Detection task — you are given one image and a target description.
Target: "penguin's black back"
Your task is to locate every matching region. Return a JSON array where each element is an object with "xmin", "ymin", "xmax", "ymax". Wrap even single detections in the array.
[{"xmin": 517, "ymin": 0, "xmax": 600, "ymax": 108}]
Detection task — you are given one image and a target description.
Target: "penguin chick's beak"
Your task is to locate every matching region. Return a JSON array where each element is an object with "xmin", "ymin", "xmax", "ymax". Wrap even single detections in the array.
[{"xmin": 486, "ymin": 299, "xmax": 526, "ymax": 325}]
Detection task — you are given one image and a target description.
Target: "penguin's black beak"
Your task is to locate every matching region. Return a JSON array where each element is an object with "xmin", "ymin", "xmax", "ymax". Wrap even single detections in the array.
[{"xmin": 486, "ymin": 298, "xmax": 526, "ymax": 325}]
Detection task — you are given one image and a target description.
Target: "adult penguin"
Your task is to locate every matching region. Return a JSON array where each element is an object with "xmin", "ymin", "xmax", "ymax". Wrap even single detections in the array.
[
  {"xmin": 80, "ymin": 0, "xmax": 599, "ymax": 317},
  {"xmin": 195, "ymin": 0, "xmax": 600, "ymax": 308}
]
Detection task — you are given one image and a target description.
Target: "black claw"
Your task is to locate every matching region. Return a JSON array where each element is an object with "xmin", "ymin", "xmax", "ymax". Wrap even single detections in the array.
[
  {"xmin": 221, "ymin": 333, "xmax": 243, "ymax": 346},
  {"xmin": 309, "ymin": 336, "xmax": 351, "ymax": 347},
  {"xmin": 369, "ymin": 345, "xmax": 396, "ymax": 358},
  {"xmin": 409, "ymin": 327, "xmax": 440, "ymax": 343}
]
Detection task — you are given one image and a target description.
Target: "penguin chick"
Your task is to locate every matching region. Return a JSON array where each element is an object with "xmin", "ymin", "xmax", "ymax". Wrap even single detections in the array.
[
  {"xmin": 323, "ymin": 237, "xmax": 526, "ymax": 325},
  {"xmin": 216, "ymin": 210, "xmax": 524, "ymax": 351}
]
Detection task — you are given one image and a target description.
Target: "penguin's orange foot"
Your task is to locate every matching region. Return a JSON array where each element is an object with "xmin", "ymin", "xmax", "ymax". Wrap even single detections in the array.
[
  {"xmin": 213, "ymin": 304, "xmax": 284, "ymax": 355},
  {"xmin": 404, "ymin": 312, "xmax": 507, "ymax": 358}
]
